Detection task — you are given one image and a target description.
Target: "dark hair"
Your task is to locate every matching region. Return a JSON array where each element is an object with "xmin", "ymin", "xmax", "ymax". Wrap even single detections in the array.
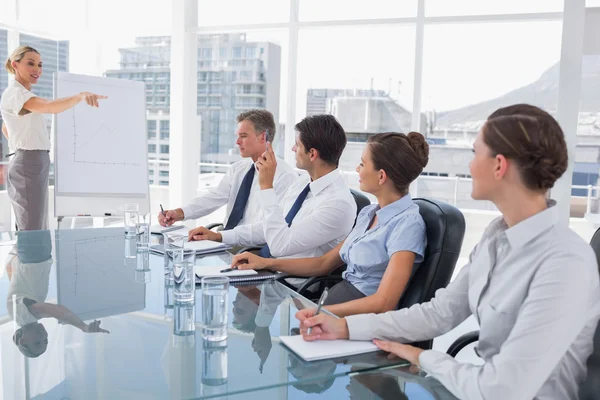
[
  {"xmin": 294, "ymin": 114, "xmax": 347, "ymax": 167},
  {"xmin": 483, "ymin": 104, "xmax": 568, "ymax": 192},
  {"xmin": 367, "ymin": 132, "xmax": 429, "ymax": 194},
  {"xmin": 237, "ymin": 109, "xmax": 276, "ymax": 143}
]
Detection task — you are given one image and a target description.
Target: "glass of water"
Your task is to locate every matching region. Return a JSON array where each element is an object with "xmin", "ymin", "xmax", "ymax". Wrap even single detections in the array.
[
  {"xmin": 174, "ymin": 248, "xmax": 195, "ymax": 304},
  {"xmin": 202, "ymin": 339, "xmax": 228, "ymax": 387},
  {"xmin": 201, "ymin": 276, "xmax": 229, "ymax": 341},
  {"xmin": 124, "ymin": 234, "xmax": 136, "ymax": 259},
  {"xmin": 174, "ymin": 301, "xmax": 196, "ymax": 336},
  {"xmin": 136, "ymin": 213, "xmax": 151, "ymax": 250},
  {"xmin": 124, "ymin": 203, "xmax": 139, "ymax": 236},
  {"xmin": 135, "ymin": 250, "xmax": 151, "ymax": 283},
  {"xmin": 164, "ymin": 234, "xmax": 185, "ymax": 274}
]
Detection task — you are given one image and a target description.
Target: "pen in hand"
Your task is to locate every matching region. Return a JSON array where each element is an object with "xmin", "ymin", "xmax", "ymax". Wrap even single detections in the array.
[
  {"xmin": 219, "ymin": 267, "xmax": 238, "ymax": 273},
  {"xmin": 307, "ymin": 287, "xmax": 329, "ymax": 336},
  {"xmin": 160, "ymin": 204, "xmax": 166, "ymax": 217}
]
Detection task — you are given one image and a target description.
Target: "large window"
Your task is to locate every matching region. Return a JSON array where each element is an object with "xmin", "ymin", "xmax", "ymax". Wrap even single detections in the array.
[
  {"xmin": 196, "ymin": 30, "xmax": 287, "ymax": 165},
  {"xmin": 422, "ymin": 21, "xmax": 562, "ymax": 121},
  {"xmin": 300, "ymin": 0, "xmax": 417, "ymax": 21},
  {"xmin": 197, "ymin": 0, "xmax": 289, "ymax": 26},
  {"xmin": 297, "ymin": 25, "xmax": 416, "ymax": 169},
  {"xmin": 1, "ymin": 0, "xmax": 593, "ymax": 246},
  {"xmin": 425, "ymin": 0, "xmax": 563, "ymax": 16}
]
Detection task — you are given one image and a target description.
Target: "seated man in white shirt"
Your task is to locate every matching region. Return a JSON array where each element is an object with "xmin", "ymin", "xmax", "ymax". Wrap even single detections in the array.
[
  {"xmin": 190, "ymin": 114, "xmax": 357, "ymax": 261},
  {"xmin": 158, "ymin": 109, "xmax": 297, "ymax": 231}
]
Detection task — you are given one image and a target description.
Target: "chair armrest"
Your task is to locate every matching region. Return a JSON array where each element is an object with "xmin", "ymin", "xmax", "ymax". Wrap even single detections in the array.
[
  {"xmin": 205, "ymin": 223, "xmax": 224, "ymax": 231},
  {"xmin": 235, "ymin": 246, "xmax": 262, "ymax": 254},
  {"xmin": 446, "ymin": 330, "xmax": 480, "ymax": 357},
  {"xmin": 297, "ymin": 275, "xmax": 344, "ymax": 297},
  {"xmin": 273, "ymin": 273, "xmax": 303, "ymax": 290}
]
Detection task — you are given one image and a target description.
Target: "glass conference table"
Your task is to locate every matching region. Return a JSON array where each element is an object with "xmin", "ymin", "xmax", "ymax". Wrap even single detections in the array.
[{"xmin": 0, "ymin": 227, "xmax": 456, "ymax": 399}]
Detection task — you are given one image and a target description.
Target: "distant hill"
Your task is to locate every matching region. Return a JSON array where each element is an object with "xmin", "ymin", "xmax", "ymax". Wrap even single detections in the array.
[{"xmin": 437, "ymin": 55, "xmax": 600, "ymax": 129}]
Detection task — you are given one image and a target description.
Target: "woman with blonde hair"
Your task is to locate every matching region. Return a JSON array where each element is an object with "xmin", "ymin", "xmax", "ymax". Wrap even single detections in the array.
[{"xmin": 1, "ymin": 45, "xmax": 106, "ymax": 230}]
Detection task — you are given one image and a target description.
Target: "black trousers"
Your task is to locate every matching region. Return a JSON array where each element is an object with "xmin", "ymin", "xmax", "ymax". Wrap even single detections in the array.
[{"xmin": 324, "ymin": 280, "xmax": 366, "ymax": 305}]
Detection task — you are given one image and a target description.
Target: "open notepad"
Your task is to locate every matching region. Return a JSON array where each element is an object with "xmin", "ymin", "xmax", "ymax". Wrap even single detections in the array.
[
  {"xmin": 193, "ymin": 253, "xmax": 276, "ymax": 284},
  {"xmin": 280, "ymin": 335, "xmax": 379, "ymax": 362},
  {"xmin": 150, "ymin": 225, "xmax": 185, "ymax": 234},
  {"xmin": 149, "ymin": 240, "xmax": 231, "ymax": 256},
  {"xmin": 195, "ymin": 265, "xmax": 258, "ymax": 278}
]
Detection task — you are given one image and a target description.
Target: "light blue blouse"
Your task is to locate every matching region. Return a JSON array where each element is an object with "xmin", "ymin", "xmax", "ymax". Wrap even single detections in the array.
[{"xmin": 340, "ymin": 194, "xmax": 426, "ymax": 296}]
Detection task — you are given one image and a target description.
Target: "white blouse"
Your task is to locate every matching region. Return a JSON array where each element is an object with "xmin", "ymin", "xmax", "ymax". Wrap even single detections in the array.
[{"xmin": 0, "ymin": 80, "xmax": 50, "ymax": 151}]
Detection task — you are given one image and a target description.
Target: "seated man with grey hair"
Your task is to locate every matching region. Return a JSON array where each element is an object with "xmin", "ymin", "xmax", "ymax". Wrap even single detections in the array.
[{"xmin": 159, "ymin": 109, "xmax": 298, "ymax": 237}]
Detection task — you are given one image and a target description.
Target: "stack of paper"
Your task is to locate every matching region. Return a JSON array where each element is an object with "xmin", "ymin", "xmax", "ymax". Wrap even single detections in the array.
[
  {"xmin": 280, "ymin": 335, "xmax": 379, "ymax": 362},
  {"xmin": 150, "ymin": 225, "xmax": 185, "ymax": 234}
]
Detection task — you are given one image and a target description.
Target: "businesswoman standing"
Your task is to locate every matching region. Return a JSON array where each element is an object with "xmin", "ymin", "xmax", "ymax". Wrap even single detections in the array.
[
  {"xmin": 1, "ymin": 46, "xmax": 106, "ymax": 230},
  {"xmin": 296, "ymin": 104, "xmax": 600, "ymax": 400},
  {"xmin": 232, "ymin": 131, "xmax": 429, "ymax": 318}
]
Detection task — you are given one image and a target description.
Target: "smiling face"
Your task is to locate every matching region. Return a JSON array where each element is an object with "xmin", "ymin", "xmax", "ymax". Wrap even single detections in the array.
[
  {"xmin": 356, "ymin": 145, "xmax": 383, "ymax": 195},
  {"xmin": 13, "ymin": 51, "xmax": 42, "ymax": 86}
]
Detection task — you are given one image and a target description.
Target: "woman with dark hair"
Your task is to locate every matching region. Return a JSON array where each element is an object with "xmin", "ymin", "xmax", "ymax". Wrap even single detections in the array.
[
  {"xmin": 296, "ymin": 104, "xmax": 600, "ymax": 400},
  {"xmin": 232, "ymin": 131, "xmax": 430, "ymax": 317}
]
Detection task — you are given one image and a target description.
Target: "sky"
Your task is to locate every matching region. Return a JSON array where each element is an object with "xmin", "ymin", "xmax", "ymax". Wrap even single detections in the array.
[{"xmin": 0, "ymin": 0, "xmax": 586, "ymax": 116}]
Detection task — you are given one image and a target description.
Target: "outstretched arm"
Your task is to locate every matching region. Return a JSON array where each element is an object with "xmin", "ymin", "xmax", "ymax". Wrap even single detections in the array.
[
  {"xmin": 23, "ymin": 92, "xmax": 107, "ymax": 114},
  {"xmin": 28, "ymin": 302, "xmax": 109, "ymax": 333}
]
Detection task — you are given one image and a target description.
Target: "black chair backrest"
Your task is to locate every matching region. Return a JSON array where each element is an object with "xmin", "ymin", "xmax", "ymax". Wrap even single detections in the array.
[
  {"xmin": 398, "ymin": 198, "xmax": 466, "ymax": 310},
  {"xmin": 350, "ymin": 189, "xmax": 372, "ymax": 226},
  {"xmin": 579, "ymin": 228, "xmax": 600, "ymax": 400}
]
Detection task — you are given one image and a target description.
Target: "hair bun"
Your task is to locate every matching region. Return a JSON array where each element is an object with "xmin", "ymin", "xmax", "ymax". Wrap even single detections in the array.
[{"xmin": 407, "ymin": 131, "xmax": 429, "ymax": 168}]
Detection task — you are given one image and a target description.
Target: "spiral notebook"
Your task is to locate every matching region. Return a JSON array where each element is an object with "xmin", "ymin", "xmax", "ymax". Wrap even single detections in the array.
[
  {"xmin": 193, "ymin": 252, "xmax": 276, "ymax": 284},
  {"xmin": 194, "ymin": 268, "xmax": 276, "ymax": 284}
]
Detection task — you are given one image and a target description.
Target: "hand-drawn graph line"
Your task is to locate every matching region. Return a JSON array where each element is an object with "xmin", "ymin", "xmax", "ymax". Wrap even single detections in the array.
[
  {"xmin": 75, "ymin": 123, "xmax": 115, "ymax": 149},
  {"xmin": 70, "ymin": 235, "xmax": 130, "ymax": 296},
  {"xmin": 71, "ymin": 109, "xmax": 140, "ymax": 167}
]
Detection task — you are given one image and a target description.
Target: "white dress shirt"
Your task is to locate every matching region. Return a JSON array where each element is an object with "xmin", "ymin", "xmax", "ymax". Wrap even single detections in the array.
[
  {"xmin": 181, "ymin": 157, "xmax": 297, "ymax": 226},
  {"xmin": 221, "ymin": 169, "xmax": 357, "ymax": 259},
  {"xmin": 345, "ymin": 200, "xmax": 600, "ymax": 400},
  {"xmin": 0, "ymin": 80, "xmax": 50, "ymax": 151}
]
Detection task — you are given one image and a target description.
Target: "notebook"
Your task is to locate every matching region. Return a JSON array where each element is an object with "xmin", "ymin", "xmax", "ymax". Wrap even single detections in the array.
[
  {"xmin": 280, "ymin": 335, "xmax": 379, "ymax": 362},
  {"xmin": 195, "ymin": 265, "xmax": 258, "ymax": 278},
  {"xmin": 149, "ymin": 240, "xmax": 231, "ymax": 256},
  {"xmin": 150, "ymin": 225, "xmax": 185, "ymax": 234},
  {"xmin": 194, "ymin": 253, "xmax": 276, "ymax": 284}
]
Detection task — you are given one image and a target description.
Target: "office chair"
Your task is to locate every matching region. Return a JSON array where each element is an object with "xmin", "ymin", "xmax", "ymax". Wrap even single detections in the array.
[
  {"xmin": 235, "ymin": 189, "xmax": 372, "ymax": 255},
  {"xmin": 282, "ymin": 198, "xmax": 466, "ymax": 350},
  {"xmin": 446, "ymin": 227, "xmax": 600, "ymax": 400},
  {"xmin": 205, "ymin": 222, "xmax": 224, "ymax": 232}
]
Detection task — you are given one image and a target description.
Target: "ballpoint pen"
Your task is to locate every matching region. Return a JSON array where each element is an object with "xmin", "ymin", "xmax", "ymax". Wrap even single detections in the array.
[
  {"xmin": 160, "ymin": 204, "xmax": 166, "ymax": 217},
  {"xmin": 307, "ymin": 287, "xmax": 329, "ymax": 335},
  {"xmin": 219, "ymin": 267, "xmax": 237, "ymax": 273}
]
